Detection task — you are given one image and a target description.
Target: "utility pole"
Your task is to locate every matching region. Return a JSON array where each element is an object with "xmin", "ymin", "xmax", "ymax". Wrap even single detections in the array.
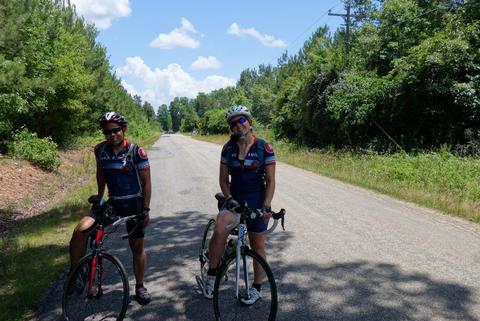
[{"xmin": 328, "ymin": 0, "xmax": 355, "ymax": 65}]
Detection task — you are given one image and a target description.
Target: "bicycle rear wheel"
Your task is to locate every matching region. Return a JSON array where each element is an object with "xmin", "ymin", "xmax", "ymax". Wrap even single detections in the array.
[
  {"xmin": 213, "ymin": 248, "xmax": 278, "ymax": 321},
  {"xmin": 62, "ymin": 252, "xmax": 129, "ymax": 321},
  {"xmin": 199, "ymin": 218, "xmax": 216, "ymax": 280}
]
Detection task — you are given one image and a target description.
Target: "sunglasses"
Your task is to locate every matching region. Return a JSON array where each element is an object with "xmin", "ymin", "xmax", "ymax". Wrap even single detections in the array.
[
  {"xmin": 229, "ymin": 116, "xmax": 248, "ymax": 128},
  {"xmin": 103, "ymin": 127, "xmax": 122, "ymax": 135}
]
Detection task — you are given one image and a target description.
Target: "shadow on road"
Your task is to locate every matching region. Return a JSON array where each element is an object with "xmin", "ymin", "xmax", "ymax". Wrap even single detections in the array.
[{"xmin": 32, "ymin": 209, "xmax": 478, "ymax": 321}]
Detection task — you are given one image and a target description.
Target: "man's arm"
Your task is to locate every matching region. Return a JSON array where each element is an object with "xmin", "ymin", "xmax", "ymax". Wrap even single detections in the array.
[
  {"xmin": 96, "ymin": 162, "xmax": 106, "ymax": 198},
  {"xmin": 139, "ymin": 169, "xmax": 151, "ymax": 210}
]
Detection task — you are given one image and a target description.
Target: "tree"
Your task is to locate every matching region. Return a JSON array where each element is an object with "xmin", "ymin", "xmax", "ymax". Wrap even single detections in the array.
[
  {"xmin": 142, "ymin": 101, "xmax": 155, "ymax": 121},
  {"xmin": 157, "ymin": 104, "xmax": 172, "ymax": 131}
]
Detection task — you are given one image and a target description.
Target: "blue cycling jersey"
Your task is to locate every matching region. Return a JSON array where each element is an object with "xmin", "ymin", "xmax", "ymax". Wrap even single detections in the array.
[
  {"xmin": 220, "ymin": 136, "xmax": 275, "ymax": 198},
  {"xmin": 94, "ymin": 140, "xmax": 150, "ymax": 200}
]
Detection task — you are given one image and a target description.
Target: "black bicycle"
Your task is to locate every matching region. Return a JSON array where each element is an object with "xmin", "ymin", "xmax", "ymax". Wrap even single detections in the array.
[
  {"xmin": 198, "ymin": 193, "xmax": 286, "ymax": 321},
  {"xmin": 62, "ymin": 199, "xmax": 145, "ymax": 321}
]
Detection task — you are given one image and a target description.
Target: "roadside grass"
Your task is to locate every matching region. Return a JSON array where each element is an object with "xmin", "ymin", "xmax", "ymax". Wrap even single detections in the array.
[
  {"xmin": 0, "ymin": 131, "xmax": 160, "ymax": 321},
  {"xmin": 0, "ymin": 181, "xmax": 95, "ymax": 321},
  {"xmin": 192, "ymin": 133, "xmax": 480, "ymax": 223}
]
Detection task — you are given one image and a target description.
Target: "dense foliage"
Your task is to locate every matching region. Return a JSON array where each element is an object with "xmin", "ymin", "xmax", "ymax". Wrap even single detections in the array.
[
  {"xmin": 0, "ymin": 0, "xmax": 157, "ymax": 167},
  {"xmin": 163, "ymin": 0, "xmax": 479, "ymax": 152}
]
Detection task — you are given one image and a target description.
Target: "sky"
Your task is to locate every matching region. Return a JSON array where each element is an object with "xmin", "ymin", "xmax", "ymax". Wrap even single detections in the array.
[{"xmin": 69, "ymin": 0, "xmax": 345, "ymax": 110}]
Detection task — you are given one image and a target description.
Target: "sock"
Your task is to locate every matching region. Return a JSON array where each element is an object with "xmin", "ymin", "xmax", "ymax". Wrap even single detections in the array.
[
  {"xmin": 136, "ymin": 283, "xmax": 144, "ymax": 289},
  {"xmin": 252, "ymin": 283, "xmax": 262, "ymax": 292},
  {"xmin": 207, "ymin": 268, "xmax": 217, "ymax": 276}
]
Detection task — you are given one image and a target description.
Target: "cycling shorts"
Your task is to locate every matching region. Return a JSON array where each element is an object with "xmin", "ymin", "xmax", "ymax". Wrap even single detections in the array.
[
  {"xmin": 234, "ymin": 192, "xmax": 269, "ymax": 233},
  {"xmin": 108, "ymin": 197, "xmax": 145, "ymax": 239}
]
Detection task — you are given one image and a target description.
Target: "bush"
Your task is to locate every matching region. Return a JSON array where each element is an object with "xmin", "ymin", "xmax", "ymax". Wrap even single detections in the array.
[
  {"xmin": 201, "ymin": 108, "xmax": 228, "ymax": 134},
  {"xmin": 9, "ymin": 128, "xmax": 60, "ymax": 170}
]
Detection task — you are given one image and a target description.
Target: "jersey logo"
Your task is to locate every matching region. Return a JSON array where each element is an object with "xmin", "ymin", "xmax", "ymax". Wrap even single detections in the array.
[
  {"xmin": 265, "ymin": 143, "xmax": 274, "ymax": 154},
  {"xmin": 138, "ymin": 147, "xmax": 148, "ymax": 159}
]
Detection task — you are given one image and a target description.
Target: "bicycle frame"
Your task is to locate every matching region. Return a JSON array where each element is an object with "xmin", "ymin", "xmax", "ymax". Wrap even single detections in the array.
[
  {"xmin": 225, "ymin": 206, "xmax": 285, "ymax": 301},
  {"xmin": 87, "ymin": 226, "xmax": 105, "ymax": 298},
  {"xmin": 235, "ymin": 221, "xmax": 248, "ymax": 299}
]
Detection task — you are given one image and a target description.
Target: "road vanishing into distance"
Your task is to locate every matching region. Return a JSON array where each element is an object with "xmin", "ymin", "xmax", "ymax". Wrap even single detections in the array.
[{"xmin": 36, "ymin": 134, "xmax": 480, "ymax": 321}]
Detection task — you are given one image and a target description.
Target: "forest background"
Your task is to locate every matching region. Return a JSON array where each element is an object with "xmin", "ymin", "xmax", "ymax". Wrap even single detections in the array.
[
  {"xmin": 1, "ymin": 0, "xmax": 480, "ymax": 217},
  {"xmin": 1, "ymin": 1, "xmax": 480, "ymax": 320}
]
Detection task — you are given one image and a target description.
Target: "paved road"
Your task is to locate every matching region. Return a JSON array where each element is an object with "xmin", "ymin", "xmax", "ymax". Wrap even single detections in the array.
[{"xmin": 36, "ymin": 134, "xmax": 480, "ymax": 321}]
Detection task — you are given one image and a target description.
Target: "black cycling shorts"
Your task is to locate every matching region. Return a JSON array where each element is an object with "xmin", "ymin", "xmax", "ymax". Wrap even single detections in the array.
[{"xmin": 108, "ymin": 197, "xmax": 145, "ymax": 239}]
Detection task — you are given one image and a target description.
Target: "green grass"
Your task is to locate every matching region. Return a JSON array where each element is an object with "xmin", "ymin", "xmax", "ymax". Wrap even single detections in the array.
[
  {"xmin": 192, "ymin": 134, "xmax": 480, "ymax": 223},
  {"xmin": 0, "ymin": 182, "xmax": 95, "ymax": 321},
  {"xmin": 0, "ymin": 131, "xmax": 161, "ymax": 321}
]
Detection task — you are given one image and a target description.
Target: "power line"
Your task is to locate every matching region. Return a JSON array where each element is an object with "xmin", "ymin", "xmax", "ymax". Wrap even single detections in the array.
[
  {"xmin": 328, "ymin": 0, "xmax": 356, "ymax": 65},
  {"xmin": 266, "ymin": 1, "xmax": 344, "ymax": 67},
  {"xmin": 287, "ymin": 1, "xmax": 344, "ymax": 51}
]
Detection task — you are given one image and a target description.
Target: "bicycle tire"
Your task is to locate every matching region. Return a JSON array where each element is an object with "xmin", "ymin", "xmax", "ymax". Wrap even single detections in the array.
[
  {"xmin": 213, "ymin": 248, "xmax": 278, "ymax": 321},
  {"xmin": 199, "ymin": 218, "xmax": 216, "ymax": 280},
  {"xmin": 62, "ymin": 252, "xmax": 129, "ymax": 321}
]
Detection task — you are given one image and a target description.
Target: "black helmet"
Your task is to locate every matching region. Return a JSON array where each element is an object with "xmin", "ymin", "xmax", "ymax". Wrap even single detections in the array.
[{"xmin": 99, "ymin": 112, "xmax": 127, "ymax": 127}]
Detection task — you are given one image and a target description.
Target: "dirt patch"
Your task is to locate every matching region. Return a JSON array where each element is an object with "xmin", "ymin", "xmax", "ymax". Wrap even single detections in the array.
[{"xmin": 0, "ymin": 148, "xmax": 93, "ymax": 236}]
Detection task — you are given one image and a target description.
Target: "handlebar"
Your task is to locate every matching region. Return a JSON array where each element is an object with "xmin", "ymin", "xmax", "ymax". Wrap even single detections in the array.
[
  {"xmin": 88, "ymin": 198, "xmax": 146, "ymax": 239},
  {"xmin": 226, "ymin": 204, "xmax": 286, "ymax": 234},
  {"xmin": 111, "ymin": 213, "xmax": 146, "ymax": 239}
]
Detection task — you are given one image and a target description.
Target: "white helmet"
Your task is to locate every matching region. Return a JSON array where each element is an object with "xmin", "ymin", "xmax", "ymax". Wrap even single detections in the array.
[{"xmin": 225, "ymin": 105, "xmax": 252, "ymax": 123}]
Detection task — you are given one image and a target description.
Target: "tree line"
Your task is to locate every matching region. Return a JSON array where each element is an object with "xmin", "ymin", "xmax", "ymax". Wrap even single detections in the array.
[
  {"xmin": 0, "ymin": 0, "xmax": 156, "ymax": 159},
  {"xmin": 159, "ymin": 0, "xmax": 479, "ymax": 152},
  {"xmin": 1, "ymin": 0, "xmax": 478, "ymax": 161}
]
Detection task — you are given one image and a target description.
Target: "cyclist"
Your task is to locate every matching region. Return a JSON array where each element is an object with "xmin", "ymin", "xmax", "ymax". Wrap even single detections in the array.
[
  {"xmin": 68, "ymin": 112, "xmax": 152, "ymax": 305},
  {"xmin": 202, "ymin": 105, "xmax": 276, "ymax": 304}
]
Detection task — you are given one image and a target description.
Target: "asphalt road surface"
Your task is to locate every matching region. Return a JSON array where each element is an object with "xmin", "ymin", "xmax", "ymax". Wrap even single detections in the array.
[{"xmin": 35, "ymin": 134, "xmax": 480, "ymax": 321}]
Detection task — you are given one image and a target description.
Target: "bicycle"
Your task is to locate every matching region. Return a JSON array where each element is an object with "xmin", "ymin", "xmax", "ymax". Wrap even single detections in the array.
[
  {"xmin": 197, "ymin": 193, "xmax": 286, "ymax": 321},
  {"xmin": 62, "ymin": 199, "xmax": 146, "ymax": 321}
]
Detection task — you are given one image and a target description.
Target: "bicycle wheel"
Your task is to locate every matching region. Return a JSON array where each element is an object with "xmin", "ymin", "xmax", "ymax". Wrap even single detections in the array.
[
  {"xmin": 199, "ymin": 218, "xmax": 216, "ymax": 280},
  {"xmin": 62, "ymin": 252, "xmax": 129, "ymax": 321},
  {"xmin": 213, "ymin": 248, "xmax": 278, "ymax": 321}
]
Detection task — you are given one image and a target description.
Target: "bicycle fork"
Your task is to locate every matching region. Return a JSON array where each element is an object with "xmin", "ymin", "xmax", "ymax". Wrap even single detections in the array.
[
  {"xmin": 87, "ymin": 230, "xmax": 105, "ymax": 299},
  {"xmin": 235, "ymin": 223, "xmax": 250, "ymax": 299}
]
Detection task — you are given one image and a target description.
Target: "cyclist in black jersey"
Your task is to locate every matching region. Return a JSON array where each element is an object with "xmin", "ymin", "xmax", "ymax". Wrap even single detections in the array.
[{"xmin": 68, "ymin": 112, "xmax": 152, "ymax": 305}]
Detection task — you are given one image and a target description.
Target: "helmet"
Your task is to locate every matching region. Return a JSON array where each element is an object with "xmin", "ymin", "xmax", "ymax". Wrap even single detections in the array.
[
  {"xmin": 225, "ymin": 105, "xmax": 252, "ymax": 123},
  {"xmin": 99, "ymin": 112, "xmax": 127, "ymax": 127}
]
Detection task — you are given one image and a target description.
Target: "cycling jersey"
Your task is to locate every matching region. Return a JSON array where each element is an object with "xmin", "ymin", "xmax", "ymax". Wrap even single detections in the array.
[
  {"xmin": 220, "ymin": 136, "xmax": 275, "ymax": 233},
  {"xmin": 94, "ymin": 140, "xmax": 150, "ymax": 200},
  {"xmin": 221, "ymin": 136, "xmax": 275, "ymax": 196}
]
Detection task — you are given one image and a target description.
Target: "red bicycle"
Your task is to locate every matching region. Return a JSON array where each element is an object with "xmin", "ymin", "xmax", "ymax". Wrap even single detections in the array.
[{"xmin": 62, "ymin": 199, "xmax": 145, "ymax": 321}]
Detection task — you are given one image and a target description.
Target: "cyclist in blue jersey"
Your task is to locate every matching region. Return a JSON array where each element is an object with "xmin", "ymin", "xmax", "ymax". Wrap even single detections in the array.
[
  {"xmin": 202, "ymin": 105, "xmax": 276, "ymax": 304},
  {"xmin": 69, "ymin": 112, "xmax": 152, "ymax": 305}
]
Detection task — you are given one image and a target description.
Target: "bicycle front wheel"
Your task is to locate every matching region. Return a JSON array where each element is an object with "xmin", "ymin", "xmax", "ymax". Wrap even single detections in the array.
[
  {"xmin": 199, "ymin": 218, "xmax": 216, "ymax": 280},
  {"xmin": 62, "ymin": 252, "xmax": 129, "ymax": 321},
  {"xmin": 213, "ymin": 248, "xmax": 278, "ymax": 321}
]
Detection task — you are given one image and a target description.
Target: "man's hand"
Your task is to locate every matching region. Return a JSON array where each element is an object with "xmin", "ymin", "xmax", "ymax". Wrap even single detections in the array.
[
  {"xmin": 141, "ymin": 207, "xmax": 150, "ymax": 227},
  {"xmin": 88, "ymin": 194, "xmax": 103, "ymax": 203}
]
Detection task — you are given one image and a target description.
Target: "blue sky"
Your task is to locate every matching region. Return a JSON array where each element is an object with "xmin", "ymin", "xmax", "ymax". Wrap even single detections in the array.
[{"xmin": 70, "ymin": 0, "xmax": 345, "ymax": 109}]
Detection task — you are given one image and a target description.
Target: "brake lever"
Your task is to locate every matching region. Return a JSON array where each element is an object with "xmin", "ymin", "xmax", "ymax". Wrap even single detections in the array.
[{"xmin": 272, "ymin": 209, "xmax": 286, "ymax": 231}]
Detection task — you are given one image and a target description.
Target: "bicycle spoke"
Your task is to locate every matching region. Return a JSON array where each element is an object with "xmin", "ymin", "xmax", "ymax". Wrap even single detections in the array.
[
  {"xmin": 214, "ymin": 249, "xmax": 277, "ymax": 321},
  {"xmin": 63, "ymin": 254, "xmax": 129, "ymax": 321},
  {"xmin": 200, "ymin": 219, "xmax": 216, "ymax": 280}
]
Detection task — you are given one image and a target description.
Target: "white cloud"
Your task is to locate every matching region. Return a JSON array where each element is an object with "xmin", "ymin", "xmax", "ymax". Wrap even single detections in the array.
[
  {"xmin": 150, "ymin": 18, "xmax": 201, "ymax": 49},
  {"xmin": 227, "ymin": 23, "xmax": 287, "ymax": 47},
  {"xmin": 191, "ymin": 56, "xmax": 222, "ymax": 70},
  {"xmin": 70, "ymin": 0, "xmax": 131, "ymax": 30},
  {"xmin": 116, "ymin": 56, "xmax": 236, "ymax": 107}
]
